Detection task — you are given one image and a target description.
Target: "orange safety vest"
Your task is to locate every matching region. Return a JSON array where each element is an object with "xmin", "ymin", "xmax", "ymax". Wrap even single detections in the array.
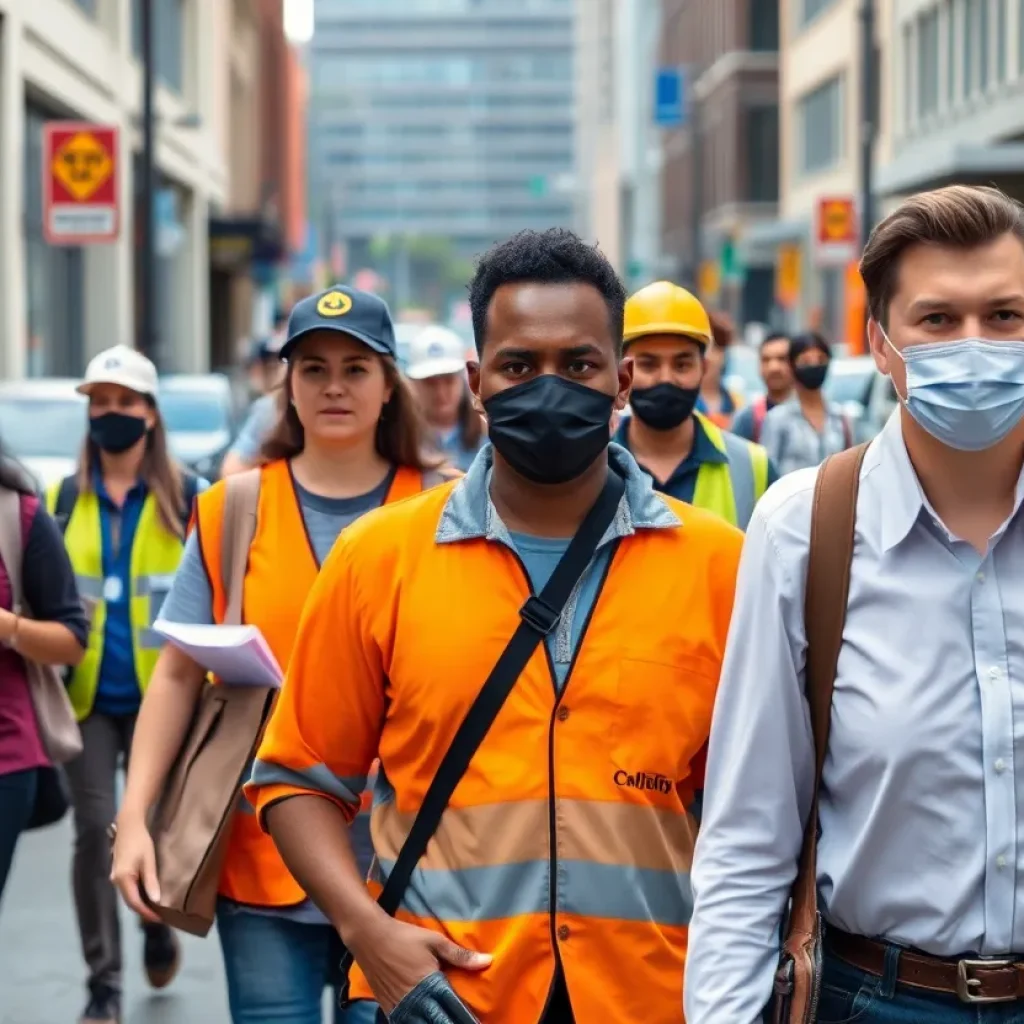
[
  {"xmin": 249, "ymin": 481, "xmax": 742, "ymax": 1023},
  {"xmin": 195, "ymin": 458, "xmax": 433, "ymax": 908}
]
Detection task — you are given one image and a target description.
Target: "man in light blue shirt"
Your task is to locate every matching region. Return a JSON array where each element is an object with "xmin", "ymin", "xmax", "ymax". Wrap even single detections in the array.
[{"xmin": 686, "ymin": 184, "xmax": 1024, "ymax": 1022}]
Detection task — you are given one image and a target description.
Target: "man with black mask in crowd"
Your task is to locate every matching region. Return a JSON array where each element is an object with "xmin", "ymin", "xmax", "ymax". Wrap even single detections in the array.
[
  {"xmin": 614, "ymin": 281, "xmax": 777, "ymax": 530},
  {"xmin": 245, "ymin": 229, "xmax": 744, "ymax": 1024}
]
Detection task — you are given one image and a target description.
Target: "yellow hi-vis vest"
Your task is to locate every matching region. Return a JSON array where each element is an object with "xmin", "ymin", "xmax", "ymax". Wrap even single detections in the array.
[
  {"xmin": 45, "ymin": 483, "xmax": 185, "ymax": 721},
  {"xmin": 691, "ymin": 412, "xmax": 770, "ymax": 530}
]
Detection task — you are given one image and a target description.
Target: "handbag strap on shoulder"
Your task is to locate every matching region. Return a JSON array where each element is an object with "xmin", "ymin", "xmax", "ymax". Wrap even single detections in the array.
[{"xmin": 220, "ymin": 470, "xmax": 262, "ymax": 627}]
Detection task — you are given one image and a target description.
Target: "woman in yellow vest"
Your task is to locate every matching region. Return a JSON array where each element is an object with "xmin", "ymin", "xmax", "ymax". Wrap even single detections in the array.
[
  {"xmin": 46, "ymin": 345, "xmax": 202, "ymax": 1024},
  {"xmin": 111, "ymin": 287, "xmax": 452, "ymax": 1024}
]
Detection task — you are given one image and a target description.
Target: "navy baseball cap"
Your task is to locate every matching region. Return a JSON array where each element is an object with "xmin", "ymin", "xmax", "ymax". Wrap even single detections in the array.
[{"xmin": 280, "ymin": 285, "xmax": 397, "ymax": 361}]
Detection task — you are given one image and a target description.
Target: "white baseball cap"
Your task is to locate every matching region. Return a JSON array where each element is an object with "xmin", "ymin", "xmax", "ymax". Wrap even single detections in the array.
[
  {"xmin": 405, "ymin": 325, "xmax": 467, "ymax": 381},
  {"xmin": 78, "ymin": 345, "xmax": 159, "ymax": 398}
]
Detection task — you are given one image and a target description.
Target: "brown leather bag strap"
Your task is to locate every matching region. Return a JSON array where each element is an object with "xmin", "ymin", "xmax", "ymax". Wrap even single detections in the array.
[
  {"xmin": 790, "ymin": 443, "xmax": 869, "ymax": 922},
  {"xmin": 220, "ymin": 469, "xmax": 261, "ymax": 628}
]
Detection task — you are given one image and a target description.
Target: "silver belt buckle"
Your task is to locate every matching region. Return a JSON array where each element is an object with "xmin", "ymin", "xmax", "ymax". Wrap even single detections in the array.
[{"xmin": 955, "ymin": 958, "xmax": 1018, "ymax": 1004}]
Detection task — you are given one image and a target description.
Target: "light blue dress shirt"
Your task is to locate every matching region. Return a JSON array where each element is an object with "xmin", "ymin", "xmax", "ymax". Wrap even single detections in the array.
[{"xmin": 684, "ymin": 410, "xmax": 1024, "ymax": 1024}]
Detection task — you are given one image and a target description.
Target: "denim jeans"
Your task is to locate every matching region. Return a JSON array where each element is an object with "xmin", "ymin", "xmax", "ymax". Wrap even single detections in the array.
[
  {"xmin": 216, "ymin": 901, "xmax": 381, "ymax": 1024},
  {"xmin": 819, "ymin": 949, "xmax": 1024, "ymax": 1023},
  {"xmin": 0, "ymin": 767, "xmax": 38, "ymax": 908}
]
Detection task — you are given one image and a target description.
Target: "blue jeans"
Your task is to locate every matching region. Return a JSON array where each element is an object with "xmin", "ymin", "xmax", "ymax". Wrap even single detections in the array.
[
  {"xmin": 216, "ymin": 901, "xmax": 381, "ymax": 1024},
  {"xmin": 0, "ymin": 767, "xmax": 38, "ymax": 908},
  {"xmin": 819, "ymin": 949, "xmax": 1024, "ymax": 1022}
]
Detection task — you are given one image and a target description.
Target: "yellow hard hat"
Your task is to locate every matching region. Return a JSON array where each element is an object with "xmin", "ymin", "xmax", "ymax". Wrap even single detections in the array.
[{"xmin": 623, "ymin": 281, "xmax": 713, "ymax": 349}]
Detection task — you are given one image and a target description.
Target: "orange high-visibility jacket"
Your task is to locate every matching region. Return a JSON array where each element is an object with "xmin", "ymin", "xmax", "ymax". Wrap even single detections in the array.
[
  {"xmin": 196, "ymin": 458, "xmax": 445, "ymax": 908},
  {"xmin": 246, "ymin": 476, "xmax": 742, "ymax": 1023}
]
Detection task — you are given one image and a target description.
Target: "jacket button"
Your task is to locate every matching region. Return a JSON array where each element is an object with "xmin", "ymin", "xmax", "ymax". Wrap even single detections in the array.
[
  {"xmin": 556, "ymin": 706, "xmax": 570, "ymax": 722},
  {"xmin": 557, "ymin": 924, "xmax": 570, "ymax": 940}
]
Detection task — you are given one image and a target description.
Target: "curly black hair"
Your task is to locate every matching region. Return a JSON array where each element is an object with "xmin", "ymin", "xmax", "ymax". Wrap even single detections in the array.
[{"xmin": 468, "ymin": 228, "xmax": 627, "ymax": 354}]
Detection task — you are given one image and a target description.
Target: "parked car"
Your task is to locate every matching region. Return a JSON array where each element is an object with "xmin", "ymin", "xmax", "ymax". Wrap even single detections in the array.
[
  {"xmin": 825, "ymin": 355, "xmax": 896, "ymax": 441},
  {"xmin": 0, "ymin": 379, "xmax": 86, "ymax": 491},
  {"xmin": 159, "ymin": 372, "xmax": 239, "ymax": 481}
]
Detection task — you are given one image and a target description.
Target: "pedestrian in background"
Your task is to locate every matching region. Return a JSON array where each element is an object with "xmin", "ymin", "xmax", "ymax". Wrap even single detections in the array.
[
  {"xmin": 729, "ymin": 332, "xmax": 794, "ymax": 443},
  {"xmin": 758, "ymin": 331, "xmax": 854, "ymax": 475},
  {"xmin": 0, "ymin": 448, "xmax": 87, "ymax": 909},
  {"xmin": 405, "ymin": 324, "xmax": 486, "ymax": 472},
  {"xmin": 696, "ymin": 312, "xmax": 743, "ymax": 429},
  {"xmin": 686, "ymin": 184, "xmax": 1024, "ymax": 1022},
  {"xmin": 221, "ymin": 331, "xmax": 286, "ymax": 478},
  {"xmin": 113, "ymin": 287, "xmax": 453, "ymax": 1024},
  {"xmin": 48, "ymin": 346, "xmax": 204, "ymax": 1024}
]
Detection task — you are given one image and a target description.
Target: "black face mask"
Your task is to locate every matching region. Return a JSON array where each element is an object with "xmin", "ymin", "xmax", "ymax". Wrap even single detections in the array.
[
  {"xmin": 484, "ymin": 375, "xmax": 616, "ymax": 485},
  {"xmin": 794, "ymin": 364, "xmax": 828, "ymax": 391},
  {"xmin": 629, "ymin": 383, "xmax": 700, "ymax": 431},
  {"xmin": 89, "ymin": 412, "xmax": 148, "ymax": 454}
]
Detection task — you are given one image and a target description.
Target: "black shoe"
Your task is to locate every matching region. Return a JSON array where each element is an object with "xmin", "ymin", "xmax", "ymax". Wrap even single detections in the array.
[
  {"xmin": 142, "ymin": 921, "xmax": 181, "ymax": 990},
  {"xmin": 80, "ymin": 983, "xmax": 121, "ymax": 1024}
]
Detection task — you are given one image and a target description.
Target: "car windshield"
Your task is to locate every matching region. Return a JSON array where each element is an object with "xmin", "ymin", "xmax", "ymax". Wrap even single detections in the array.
[
  {"xmin": 159, "ymin": 390, "xmax": 229, "ymax": 434},
  {"xmin": 826, "ymin": 364, "xmax": 876, "ymax": 406},
  {"xmin": 0, "ymin": 396, "xmax": 86, "ymax": 458}
]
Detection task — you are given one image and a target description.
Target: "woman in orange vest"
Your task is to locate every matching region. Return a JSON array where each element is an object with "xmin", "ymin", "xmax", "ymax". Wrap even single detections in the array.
[{"xmin": 111, "ymin": 286, "xmax": 452, "ymax": 1024}]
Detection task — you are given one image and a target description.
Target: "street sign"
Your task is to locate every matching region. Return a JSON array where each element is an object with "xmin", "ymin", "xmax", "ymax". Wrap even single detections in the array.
[
  {"xmin": 43, "ymin": 122, "xmax": 120, "ymax": 245},
  {"xmin": 528, "ymin": 174, "xmax": 548, "ymax": 198},
  {"xmin": 720, "ymin": 236, "xmax": 745, "ymax": 284},
  {"xmin": 776, "ymin": 244, "xmax": 802, "ymax": 309},
  {"xmin": 698, "ymin": 260, "xmax": 720, "ymax": 301},
  {"xmin": 654, "ymin": 68, "xmax": 687, "ymax": 127},
  {"xmin": 814, "ymin": 196, "xmax": 858, "ymax": 266}
]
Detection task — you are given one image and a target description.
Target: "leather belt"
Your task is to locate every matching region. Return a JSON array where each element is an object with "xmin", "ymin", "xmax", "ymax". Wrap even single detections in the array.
[{"xmin": 828, "ymin": 929, "xmax": 1024, "ymax": 1004}]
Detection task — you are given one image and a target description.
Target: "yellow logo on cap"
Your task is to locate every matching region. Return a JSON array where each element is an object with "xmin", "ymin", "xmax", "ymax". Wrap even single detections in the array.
[{"xmin": 316, "ymin": 291, "xmax": 353, "ymax": 318}]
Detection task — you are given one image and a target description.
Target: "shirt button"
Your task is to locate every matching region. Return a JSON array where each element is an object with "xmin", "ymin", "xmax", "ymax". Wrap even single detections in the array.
[
  {"xmin": 977, "ymin": 572, "xmax": 986, "ymax": 583},
  {"xmin": 998, "ymin": 855, "xmax": 1008, "ymax": 869},
  {"xmin": 556, "ymin": 706, "xmax": 570, "ymax": 722},
  {"xmin": 989, "ymin": 666, "xmax": 1003, "ymax": 679},
  {"xmin": 557, "ymin": 924, "xmax": 570, "ymax": 940},
  {"xmin": 995, "ymin": 759, "xmax": 1007, "ymax": 773}
]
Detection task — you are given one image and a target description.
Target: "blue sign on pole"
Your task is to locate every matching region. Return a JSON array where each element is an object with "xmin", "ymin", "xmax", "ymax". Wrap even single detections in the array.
[{"xmin": 654, "ymin": 67, "xmax": 687, "ymax": 127}]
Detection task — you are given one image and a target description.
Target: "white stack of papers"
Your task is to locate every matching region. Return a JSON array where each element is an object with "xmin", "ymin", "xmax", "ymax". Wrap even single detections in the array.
[{"xmin": 154, "ymin": 621, "xmax": 283, "ymax": 688}]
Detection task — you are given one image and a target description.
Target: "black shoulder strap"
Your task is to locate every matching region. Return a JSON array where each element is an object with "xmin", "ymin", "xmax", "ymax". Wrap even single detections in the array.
[
  {"xmin": 54, "ymin": 476, "xmax": 79, "ymax": 534},
  {"xmin": 338, "ymin": 466, "xmax": 626, "ymax": 987},
  {"xmin": 180, "ymin": 473, "xmax": 200, "ymax": 534}
]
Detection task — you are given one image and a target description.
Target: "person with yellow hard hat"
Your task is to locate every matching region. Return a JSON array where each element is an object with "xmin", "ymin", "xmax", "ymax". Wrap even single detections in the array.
[{"xmin": 614, "ymin": 281, "xmax": 777, "ymax": 530}]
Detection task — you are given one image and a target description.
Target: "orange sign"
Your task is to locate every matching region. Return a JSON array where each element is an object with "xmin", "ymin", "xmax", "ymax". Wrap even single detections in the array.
[
  {"xmin": 776, "ymin": 244, "xmax": 801, "ymax": 309},
  {"xmin": 43, "ymin": 122, "xmax": 120, "ymax": 245},
  {"xmin": 815, "ymin": 196, "xmax": 858, "ymax": 267}
]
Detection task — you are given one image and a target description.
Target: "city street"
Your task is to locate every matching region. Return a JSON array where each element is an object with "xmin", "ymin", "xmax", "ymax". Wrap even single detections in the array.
[{"xmin": 0, "ymin": 819, "xmax": 228, "ymax": 1024}]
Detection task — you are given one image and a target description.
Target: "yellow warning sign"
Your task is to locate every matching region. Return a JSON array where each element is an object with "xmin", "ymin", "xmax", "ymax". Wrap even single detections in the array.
[{"xmin": 52, "ymin": 132, "xmax": 113, "ymax": 203}]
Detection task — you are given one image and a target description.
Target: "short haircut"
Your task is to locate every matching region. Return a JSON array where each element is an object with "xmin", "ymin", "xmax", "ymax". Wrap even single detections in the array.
[
  {"xmin": 468, "ymin": 228, "xmax": 627, "ymax": 353},
  {"xmin": 860, "ymin": 185, "xmax": 1024, "ymax": 327},
  {"xmin": 761, "ymin": 331, "xmax": 790, "ymax": 349},
  {"xmin": 788, "ymin": 331, "xmax": 831, "ymax": 365},
  {"xmin": 708, "ymin": 311, "xmax": 734, "ymax": 348}
]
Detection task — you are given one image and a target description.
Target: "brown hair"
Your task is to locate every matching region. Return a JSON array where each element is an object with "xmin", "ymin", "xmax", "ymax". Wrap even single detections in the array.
[
  {"xmin": 260, "ymin": 356, "xmax": 443, "ymax": 471},
  {"xmin": 860, "ymin": 185, "xmax": 1024, "ymax": 327},
  {"xmin": 708, "ymin": 311, "xmax": 734, "ymax": 348},
  {"xmin": 77, "ymin": 401, "xmax": 188, "ymax": 539}
]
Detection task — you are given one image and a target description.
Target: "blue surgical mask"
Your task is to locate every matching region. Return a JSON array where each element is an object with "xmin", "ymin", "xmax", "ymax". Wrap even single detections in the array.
[{"xmin": 883, "ymin": 330, "xmax": 1024, "ymax": 451}]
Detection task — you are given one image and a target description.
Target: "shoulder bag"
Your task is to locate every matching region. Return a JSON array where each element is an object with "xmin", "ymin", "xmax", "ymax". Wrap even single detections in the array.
[
  {"xmin": 770, "ymin": 442, "xmax": 869, "ymax": 1023},
  {"xmin": 337, "ymin": 467, "xmax": 627, "ymax": 1005},
  {"xmin": 147, "ymin": 468, "xmax": 274, "ymax": 937}
]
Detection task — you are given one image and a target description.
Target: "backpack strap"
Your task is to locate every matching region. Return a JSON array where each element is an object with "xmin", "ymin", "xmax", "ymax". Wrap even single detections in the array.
[
  {"xmin": 180, "ymin": 473, "xmax": 200, "ymax": 535},
  {"xmin": 53, "ymin": 476, "xmax": 79, "ymax": 535},
  {"xmin": 752, "ymin": 396, "xmax": 768, "ymax": 443}
]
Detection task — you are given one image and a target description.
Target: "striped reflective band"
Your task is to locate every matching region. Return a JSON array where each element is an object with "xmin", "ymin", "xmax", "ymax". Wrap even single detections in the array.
[
  {"xmin": 370, "ymin": 856, "xmax": 693, "ymax": 927},
  {"xmin": 75, "ymin": 575, "xmax": 104, "ymax": 601},
  {"xmin": 249, "ymin": 758, "xmax": 367, "ymax": 809}
]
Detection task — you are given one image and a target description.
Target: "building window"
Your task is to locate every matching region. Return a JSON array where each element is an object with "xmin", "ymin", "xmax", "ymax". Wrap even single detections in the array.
[
  {"xmin": 801, "ymin": 0, "xmax": 835, "ymax": 25},
  {"xmin": 799, "ymin": 75, "xmax": 843, "ymax": 174},
  {"xmin": 749, "ymin": 0, "xmax": 779, "ymax": 51},
  {"xmin": 964, "ymin": 0, "xmax": 977, "ymax": 95},
  {"xmin": 132, "ymin": 0, "xmax": 184, "ymax": 93},
  {"xmin": 978, "ymin": 0, "xmax": 990, "ymax": 90},
  {"xmin": 917, "ymin": 7, "xmax": 940, "ymax": 118},
  {"xmin": 996, "ymin": 0, "xmax": 1008, "ymax": 81},
  {"xmin": 1020, "ymin": 0, "xmax": 1024, "ymax": 73},
  {"xmin": 944, "ymin": 0, "xmax": 956, "ymax": 106},
  {"xmin": 744, "ymin": 105, "xmax": 779, "ymax": 201}
]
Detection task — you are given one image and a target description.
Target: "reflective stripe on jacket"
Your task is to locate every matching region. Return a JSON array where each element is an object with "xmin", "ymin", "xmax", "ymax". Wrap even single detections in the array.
[
  {"xmin": 46, "ymin": 482, "xmax": 184, "ymax": 721},
  {"xmin": 245, "ymin": 458, "xmax": 743, "ymax": 1024},
  {"xmin": 196, "ymin": 459, "xmax": 438, "ymax": 908},
  {"xmin": 691, "ymin": 413, "xmax": 770, "ymax": 530}
]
